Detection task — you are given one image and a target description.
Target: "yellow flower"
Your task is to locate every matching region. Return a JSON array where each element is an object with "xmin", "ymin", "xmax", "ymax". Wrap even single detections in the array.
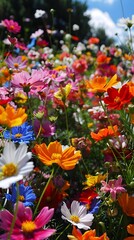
[
  {"xmin": 34, "ymin": 141, "xmax": 81, "ymax": 170},
  {"xmin": 0, "ymin": 104, "xmax": 27, "ymax": 127},
  {"xmin": 54, "ymin": 83, "xmax": 72, "ymax": 100},
  {"xmin": 83, "ymin": 173, "xmax": 107, "ymax": 189}
]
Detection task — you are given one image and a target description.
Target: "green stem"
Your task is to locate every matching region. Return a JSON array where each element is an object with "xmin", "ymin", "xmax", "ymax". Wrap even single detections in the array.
[
  {"xmin": 55, "ymin": 223, "xmax": 70, "ymax": 240},
  {"xmin": 7, "ymin": 183, "xmax": 20, "ymax": 240},
  {"xmin": 64, "ymin": 104, "xmax": 70, "ymax": 145},
  {"xmin": 33, "ymin": 168, "xmax": 54, "ymax": 217}
]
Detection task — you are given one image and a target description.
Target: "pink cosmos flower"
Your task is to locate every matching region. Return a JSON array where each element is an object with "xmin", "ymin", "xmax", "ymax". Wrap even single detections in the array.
[
  {"xmin": 5, "ymin": 55, "xmax": 27, "ymax": 71},
  {"xmin": 100, "ymin": 175, "xmax": 126, "ymax": 200},
  {"xmin": 11, "ymin": 70, "xmax": 46, "ymax": 96},
  {"xmin": 1, "ymin": 19, "xmax": 21, "ymax": 34},
  {"xmin": 0, "ymin": 202, "xmax": 56, "ymax": 240}
]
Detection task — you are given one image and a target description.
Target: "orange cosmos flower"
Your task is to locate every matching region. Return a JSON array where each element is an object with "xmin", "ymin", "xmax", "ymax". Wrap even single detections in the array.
[
  {"xmin": 68, "ymin": 226, "xmax": 109, "ymax": 240},
  {"xmin": 0, "ymin": 104, "xmax": 27, "ymax": 127},
  {"xmin": 118, "ymin": 192, "xmax": 134, "ymax": 217},
  {"xmin": 91, "ymin": 125, "xmax": 118, "ymax": 142},
  {"xmin": 34, "ymin": 141, "xmax": 81, "ymax": 170},
  {"xmin": 85, "ymin": 74, "xmax": 118, "ymax": 93},
  {"xmin": 97, "ymin": 53, "xmax": 111, "ymax": 65}
]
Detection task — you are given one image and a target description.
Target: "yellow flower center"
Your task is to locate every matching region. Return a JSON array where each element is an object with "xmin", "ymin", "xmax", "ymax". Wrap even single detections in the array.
[
  {"xmin": 15, "ymin": 133, "xmax": 23, "ymax": 138},
  {"xmin": 70, "ymin": 215, "xmax": 80, "ymax": 223},
  {"xmin": 1, "ymin": 163, "xmax": 17, "ymax": 177},
  {"xmin": 114, "ymin": 96, "xmax": 120, "ymax": 103},
  {"xmin": 22, "ymin": 220, "xmax": 36, "ymax": 233},
  {"xmin": 19, "ymin": 195, "xmax": 25, "ymax": 201},
  {"xmin": 51, "ymin": 153, "xmax": 62, "ymax": 162}
]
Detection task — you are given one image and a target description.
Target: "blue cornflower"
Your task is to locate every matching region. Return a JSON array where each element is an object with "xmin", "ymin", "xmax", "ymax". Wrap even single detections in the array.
[
  {"xmin": 5, "ymin": 183, "xmax": 36, "ymax": 207},
  {"xmin": 3, "ymin": 121, "xmax": 35, "ymax": 143},
  {"xmin": 89, "ymin": 197, "xmax": 101, "ymax": 214}
]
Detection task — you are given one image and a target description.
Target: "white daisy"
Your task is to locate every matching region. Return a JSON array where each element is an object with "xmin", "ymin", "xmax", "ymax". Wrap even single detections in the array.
[
  {"xmin": 34, "ymin": 9, "xmax": 46, "ymax": 19},
  {"xmin": 0, "ymin": 141, "xmax": 34, "ymax": 189},
  {"xmin": 61, "ymin": 200, "xmax": 94, "ymax": 230}
]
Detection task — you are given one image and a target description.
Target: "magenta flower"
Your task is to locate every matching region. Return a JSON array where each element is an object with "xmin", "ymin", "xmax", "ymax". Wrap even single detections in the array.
[
  {"xmin": 34, "ymin": 119, "xmax": 55, "ymax": 137},
  {"xmin": 100, "ymin": 175, "xmax": 126, "ymax": 200},
  {"xmin": 0, "ymin": 202, "xmax": 56, "ymax": 240},
  {"xmin": 1, "ymin": 19, "xmax": 21, "ymax": 34}
]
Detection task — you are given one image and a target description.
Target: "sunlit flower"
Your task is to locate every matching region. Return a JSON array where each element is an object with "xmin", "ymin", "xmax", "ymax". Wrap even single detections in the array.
[
  {"xmin": 61, "ymin": 200, "xmax": 94, "ymax": 230},
  {"xmin": 86, "ymin": 74, "xmax": 118, "ymax": 93},
  {"xmin": 0, "ymin": 202, "xmax": 56, "ymax": 239},
  {"xmin": 54, "ymin": 83, "xmax": 72, "ymax": 100},
  {"xmin": 5, "ymin": 183, "xmax": 36, "ymax": 206},
  {"xmin": 100, "ymin": 175, "xmax": 126, "ymax": 200},
  {"xmin": 118, "ymin": 15, "xmax": 134, "ymax": 28},
  {"xmin": 72, "ymin": 58, "xmax": 88, "ymax": 74},
  {"xmin": 0, "ymin": 104, "xmax": 27, "ymax": 128},
  {"xmin": 91, "ymin": 125, "xmax": 118, "ymax": 142},
  {"xmin": 34, "ymin": 141, "xmax": 81, "ymax": 170},
  {"xmin": 0, "ymin": 141, "xmax": 34, "ymax": 189},
  {"xmin": 68, "ymin": 226, "xmax": 109, "ymax": 240},
  {"xmin": 1, "ymin": 19, "xmax": 21, "ymax": 34},
  {"xmin": 103, "ymin": 84, "xmax": 133, "ymax": 110},
  {"xmin": 118, "ymin": 192, "xmax": 134, "ymax": 217},
  {"xmin": 30, "ymin": 29, "xmax": 44, "ymax": 39},
  {"xmin": 3, "ymin": 121, "xmax": 35, "ymax": 143},
  {"xmin": 83, "ymin": 173, "xmax": 107, "ymax": 189}
]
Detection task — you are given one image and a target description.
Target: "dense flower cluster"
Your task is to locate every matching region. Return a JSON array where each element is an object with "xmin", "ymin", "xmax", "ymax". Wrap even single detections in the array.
[{"xmin": 0, "ymin": 11, "xmax": 133, "ymax": 240}]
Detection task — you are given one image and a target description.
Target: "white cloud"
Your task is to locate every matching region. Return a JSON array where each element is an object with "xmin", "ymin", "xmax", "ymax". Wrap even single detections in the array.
[
  {"xmin": 90, "ymin": 0, "xmax": 115, "ymax": 4},
  {"xmin": 84, "ymin": 8, "xmax": 125, "ymax": 40}
]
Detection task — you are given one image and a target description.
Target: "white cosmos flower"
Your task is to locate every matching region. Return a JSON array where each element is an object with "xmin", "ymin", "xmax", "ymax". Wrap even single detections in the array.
[
  {"xmin": 34, "ymin": 9, "xmax": 46, "ymax": 18},
  {"xmin": 61, "ymin": 200, "xmax": 94, "ymax": 230},
  {"xmin": 0, "ymin": 141, "xmax": 34, "ymax": 189}
]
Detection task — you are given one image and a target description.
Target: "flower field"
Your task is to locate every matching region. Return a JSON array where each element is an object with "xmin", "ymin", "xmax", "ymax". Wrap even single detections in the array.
[{"xmin": 0, "ymin": 11, "xmax": 134, "ymax": 240}]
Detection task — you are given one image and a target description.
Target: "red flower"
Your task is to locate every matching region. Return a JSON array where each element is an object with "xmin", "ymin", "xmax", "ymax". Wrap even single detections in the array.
[
  {"xmin": 88, "ymin": 37, "xmax": 100, "ymax": 44},
  {"xmin": 103, "ymin": 84, "xmax": 133, "ymax": 110},
  {"xmin": 79, "ymin": 189, "xmax": 98, "ymax": 208}
]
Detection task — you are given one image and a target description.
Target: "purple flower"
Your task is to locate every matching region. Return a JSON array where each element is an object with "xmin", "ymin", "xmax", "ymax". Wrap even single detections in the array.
[{"xmin": 34, "ymin": 119, "xmax": 55, "ymax": 137}]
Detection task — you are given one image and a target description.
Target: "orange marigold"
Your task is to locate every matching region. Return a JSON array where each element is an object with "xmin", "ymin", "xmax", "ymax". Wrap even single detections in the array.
[{"xmin": 34, "ymin": 141, "xmax": 81, "ymax": 170}]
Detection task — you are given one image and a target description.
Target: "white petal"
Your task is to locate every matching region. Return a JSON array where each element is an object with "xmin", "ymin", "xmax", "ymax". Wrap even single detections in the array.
[
  {"xmin": 15, "ymin": 143, "xmax": 28, "ymax": 163},
  {"xmin": 70, "ymin": 201, "xmax": 80, "ymax": 215},
  {"xmin": 17, "ymin": 153, "xmax": 32, "ymax": 169},
  {"xmin": 19, "ymin": 162, "xmax": 34, "ymax": 176},
  {"xmin": 3, "ymin": 142, "xmax": 16, "ymax": 163},
  {"xmin": 61, "ymin": 202, "xmax": 71, "ymax": 219},
  {"xmin": 0, "ymin": 175, "xmax": 23, "ymax": 189}
]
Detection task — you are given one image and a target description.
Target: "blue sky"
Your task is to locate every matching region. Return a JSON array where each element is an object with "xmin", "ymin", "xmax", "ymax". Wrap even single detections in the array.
[
  {"xmin": 84, "ymin": 0, "xmax": 134, "ymax": 22},
  {"xmin": 79, "ymin": 0, "xmax": 134, "ymax": 40}
]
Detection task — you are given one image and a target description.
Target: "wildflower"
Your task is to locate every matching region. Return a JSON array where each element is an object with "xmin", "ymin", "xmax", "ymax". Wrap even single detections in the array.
[
  {"xmin": 68, "ymin": 226, "xmax": 109, "ymax": 240},
  {"xmin": 0, "ymin": 104, "xmax": 27, "ymax": 128},
  {"xmin": 1, "ymin": 19, "xmax": 21, "ymax": 34},
  {"xmin": 88, "ymin": 37, "xmax": 100, "ymax": 44},
  {"xmin": 103, "ymin": 84, "xmax": 133, "ymax": 110},
  {"xmin": 100, "ymin": 176, "xmax": 126, "ymax": 200},
  {"xmin": 0, "ymin": 67, "xmax": 11, "ymax": 85},
  {"xmin": 5, "ymin": 55, "xmax": 27, "ymax": 71},
  {"xmin": 38, "ymin": 177, "xmax": 70, "ymax": 210},
  {"xmin": 61, "ymin": 200, "xmax": 94, "ymax": 230},
  {"xmin": 79, "ymin": 189, "xmax": 98, "ymax": 209},
  {"xmin": 0, "ymin": 141, "xmax": 34, "ymax": 189},
  {"xmin": 34, "ymin": 141, "xmax": 81, "ymax": 170},
  {"xmin": 91, "ymin": 125, "xmax": 118, "ymax": 142},
  {"xmin": 124, "ymin": 224, "xmax": 134, "ymax": 240},
  {"xmin": 72, "ymin": 58, "xmax": 88, "ymax": 74},
  {"xmin": 30, "ymin": 29, "xmax": 44, "ymax": 39},
  {"xmin": 34, "ymin": 9, "xmax": 46, "ymax": 18},
  {"xmin": 54, "ymin": 83, "xmax": 72, "ymax": 101},
  {"xmin": 83, "ymin": 173, "xmax": 107, "ymax": 189},
  {"xmin": 33, "ymin": 119, "xmax": 55, "ymax": 138},
  {"xmin": 118, "ymin": 192, "xmax": 134, "ymax": 217},
  {"xmin": 118, "ymin": 15, "xmax": 134, "ymax": 28},
  {"xmin": 72, "ymin": 24, "xmax": 79, "ymax": 31},
  {"xmin": 86, "ymin": 74, "xmax": 118, "ymax": 93},
  {"xmin": 5, "ymin": 183, "xmax": 36, "ymax": 206},
  {"xmin": 3, "ymin": 121, "xmax": 35, "ymax": 143},
  {"xmin": 0, "ymin": 202, "xmax": 56, "ymax": 239}
]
